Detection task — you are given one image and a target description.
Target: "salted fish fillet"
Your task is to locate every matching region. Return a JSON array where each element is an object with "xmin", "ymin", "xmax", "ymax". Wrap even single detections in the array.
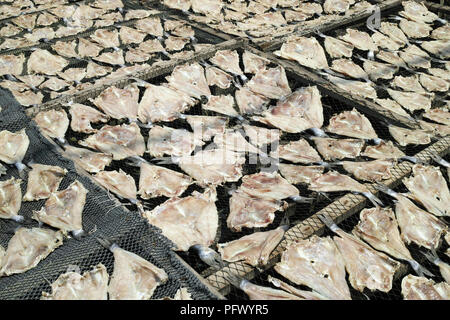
[
  {"xmin": 388, "ymin": 125, "xmax": 431, "ymax": 147},
  {"xmin": 379, "ymin": 21, "xmax": 408, "ymax": 45},
  {"xmin": 148, "ymin": 125, "xmax": 203, "ymax": 158},
  {"xmin": 166, "ymin": 62, "xmax": 211, "ymax": 99},
  {"xmin": 332, "ymin": 225, "xmax": 401, "ymax": 293},
  {"xmin": 400, "ymin": 1, "xmax": 439, "ymax": 24},
  {"xmin": 90, "ymin": 29, "xmax": 120, "ymax": 48},
  {"xmin": 205, "ymin": 66, "xmax": 232, "ymax": 89},
  {"xmin": 423, "ymin": 108, "xmax": 450, "ymax": 126},
  {"xmin": 57, "ymin": 68, "xmax": 87, "ymax": 83},
  {"xmin": 243, "ymin": 124, "xmax": 280, "ymax": 148},
  {"xmin": 119, "ymin": 26, "xmax": 146, "ymax": 45},
  {"xmin": 353, "ymin": 207, "xmax": 412, "ymax": 261},
  {"xmin": 330, "ymin": 59, "xmax": 368, "ymax": 79},
  {"xmin": 79, "ymin": 123, "xmax": 145, "ymax": 160},
  {"xmin": 326, "ymin": 109, "xmax": 378, "ymax": 140},
  {"xmin": 78, "ymin": 38, "xmax": 103, "ymax": 58},
  {"xmin": 393, "ymin": 193, "xmax": 447, "ymax": 250},
  {"xmin": 218, "ymin": 227, "xmax": 285, "ymax": 266},
  {"xmin": 376, "ymin": 50, "xmax": 408, "ymax": 70},
  {"xmin": 374, "ymin": 98, "xmax": 411, "ymax": 119},
  {"xmin": 418, "ymin": 120, "xmax": 450, "ymax": 137},
  {"xmin": 203, "ymin": 94, "xmax": 239, "ymax": 117},
  {"xmin": 274, "ymin": 36, "xmax": 328, "ymax": 70},
  {"xmin": 27, "ymin": 49, "xmax": 68, "ymax": 75},
  {"xmin": 23, "ymin": 164, "xmax": 67, "ymax": 201},
  {"xmin": 0, "ymin": 128, "xmax": 30, "ymax": 164},
  {"xmin": 41, "ymin": 264, "xmax": 109, "ymax": 300},
  {"xmin": 246, "ymin": 66, "xmax": 292, "ymax": 99},
  {"xmin": 186, "ymin": 115, "xmax": 226, "ymax": 142},
  {"xmin": 94, "ymin": 169, "xmax": 136, "ymax": 200},
  {"xmin": 402, "ymin": 275, "xmax": 449, "ymax": 300},
  {"xmin": 399, "ymin": 18, "xmax": 432, "ymax": 38},
  {"xmin": 138, "ymin": 84, "xmax": 195, "ymax": 123},
  {"xmin": 427, "ymin": 68, "xmax": 450, "ymax": 81},
  {"xmin": 235, "ymin": 87, "xmax": 269, "ymax": 115},
  {"xmin": 252, "ymin": 86, "xmax": 323, "ymax": 133},
  {"xmin": 371, "ymin": 32, "xmax": 403, "ymax": 51},
  {"xmin": 363, "ymin": 60, "xmax": 398, "ymax": 81},
  {"xmin": 323, "ymin": 0, "xmax": 353, "ymax": 14},
  {"xmin": 51, "ymin": 40, "xmax": 78, "ymax": 58},
  {"xmin": 239, "ymin": 280, "xmax": 302, "ymax": 300},
  {"xmin": 403, "ymin": 164, "xmax": 450, "ymax": 217},
  {"xmin": 392, "ymin": 75, "xmax": 425, "ymax": 93},
  {"xmin": 243, "ymin": 50, "xmax": 270, "ymax": 74},
  {"xmin": 178, "ymin": 148, "xmax": 245, "ymax": 186},
  {"xmin": 11, "ymin": 89, "xmax": 44, "ymax": 106},
  {"xmin": 309, "ymin": 171, "xmax": 368, "ymax": 193},
  {"xmin": 361, "ymin": 140, "xmax": 405, "ymax": 160},
  {"xmin": 0, "ymin": 228, "xmax": 63, "ymax": 277},
  {"xmin": 239, "ymin": 171, "xmax": 299, "ymax": 201},
  {"xmin": 431, "ymin": 25, "xmax": 450, "ymax": 40},
  {"xmin": 214, "ymin": 129, "xmax": 261, "ymax": 154},
  {"xmin": 33, "ymin": 109, "xmax": 70, "ymax": 140},
  {"xmin": 274, "ymin": 235, "xmax": 351, "ymax": 300},
  {"xmin": 64, "ymin": 146, "xmax": 112, "ymax": 174},
  {"xmin": 419, "ymin": 73, "xmax": 449, "ymax": 92},
  {"xmin": 312, "ymin": 137, "xmax": 364, "ymax": 160},
  {"xmin": 271, "ymin": 139, "xmax": 321, "ymax": 164},
  {"xmin": 0, "ymin": 178, "xmax": 22, "ymax": 220},
  {"xmin": 325, "ymin": 74, "xmax": 377, "ymax": 99},
  {"xmin": 209, "ymin": 50, "xmax": 243, "ymax": 75},
  {"xmin": 387, "ymin": 89, "xmax": 432, "ymax": 113},
  {"xmin": 138, "ymin": 162, "xmax": 192, "ymax": 199},
  {"xmin": 33, "ymin": 180, "xmax": 86, "ymax": 232},
  {"xmin": 341, "ymin": 159, "xmax": 395, "ymax": 182},
  {"xmin": 108, "ymin": 246, "xmax": 168, "ymax": 300},
  {"xmin": 227, "ymin": 190, "xmax": 286, "ymax": 232},
  {"xmin": 267, "ymin": 276, "xmax": 328, "ymax": 300},
  {"xmin": 399, "ymin": 45, "xmax": 431, "ymax": 69},
  {"xmin": 324, "ymin": 36, "xmax": 354, "ymax": 59},
  {"xmin": 278, "ymin": 164, "xmax": 324, "ymax": 185},
  {"xmin": 339, "ymin": 28, "xmax": 377, "ymax": 52},
  {"xmin": 69, "ymin": 103, "xmax": 109, "ymax": 134},
  {"xmin": 93, "ymin": 50, "xmax": 125, "ymax": 66},
  {"xmin": 144, "ymin": 188, "xmax": 218, "ymax": 251}
]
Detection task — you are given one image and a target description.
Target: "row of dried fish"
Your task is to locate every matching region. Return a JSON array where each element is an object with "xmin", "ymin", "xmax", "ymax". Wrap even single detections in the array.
[
  {"xmin": 0, "ymin": 0, "xmax": 68, "ymax": 21},
  {"xmin": 274, "ymin": 1, "xmax": 449, "ymax": 135},
  {"xmin": 232, "ymin": 161, "xmax": 450, "ymax": 300},
  {"xmin": 0, "ymin": 0, "xmax": 155, "ymax": 51},
  {"xmin": 163, "ymin": 0, "xmax": 376, "ymax": 39},
  {"xmin": 0, "ymin": 17, "xmax": 215, "ymax": 106}
]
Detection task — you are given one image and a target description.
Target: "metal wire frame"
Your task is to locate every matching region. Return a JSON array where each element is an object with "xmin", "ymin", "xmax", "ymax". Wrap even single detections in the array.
[
  {"xmin": 206, "ymin": 135, "xmax": 450, "ymax": 296},
  {"xmin": 25, "ymin": 37, "xmax": 247, "ymax": 117},
  {"xmin": 0, "ymin": 0, "xmax": 76, "ymax": 24}
]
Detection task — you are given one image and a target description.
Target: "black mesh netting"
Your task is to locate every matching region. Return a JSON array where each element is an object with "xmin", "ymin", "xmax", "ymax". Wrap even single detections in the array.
[{"xmin": 0, "ymin": 89, "xmax": 220, "ymax": 300}]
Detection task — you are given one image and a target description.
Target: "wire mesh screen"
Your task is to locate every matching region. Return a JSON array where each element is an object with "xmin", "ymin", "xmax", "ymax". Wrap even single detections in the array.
[{"xmin": 0, "ymin": 89, "xmax": 220, "ymax": 300}]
